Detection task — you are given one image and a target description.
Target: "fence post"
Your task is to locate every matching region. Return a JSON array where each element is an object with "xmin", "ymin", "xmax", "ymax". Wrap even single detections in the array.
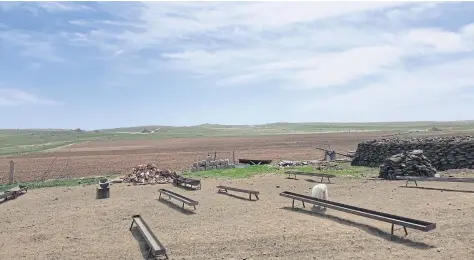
[{"xmin": 9, "ymin": 160, "xmax": 15, "ymax": 184}]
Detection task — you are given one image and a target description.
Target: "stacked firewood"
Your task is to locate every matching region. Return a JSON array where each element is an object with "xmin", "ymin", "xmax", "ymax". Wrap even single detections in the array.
[
  {"xmin": 379, "ymin": 150, "xmax": 437, "ymax": 180},
  {"xmin": 123, "ymin": 164, "xmax": 179, "ymax": 184}
]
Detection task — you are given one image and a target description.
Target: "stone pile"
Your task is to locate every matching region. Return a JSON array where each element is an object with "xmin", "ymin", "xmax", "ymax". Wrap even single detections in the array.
[
  {"xmin": 278, "ymin": 160, "xmax": 342, "ymax": 170},
  {"xmin": 123, "ymin": 164, "xmax": 179, "ymax": 184},
  {"xmin": 379, "ymin": 150, "xmax": 437, "ymax": 180},
  {"xmin": 191, "ymin": 158, "xmax": 236, "ymax": 172},
  {"xmin": 351, "ymin": 136, "xmax": 474, "ymax": 170},
  {"xmin": 278, "ymin": 160, "xmax": 320, "ymax": 167}
]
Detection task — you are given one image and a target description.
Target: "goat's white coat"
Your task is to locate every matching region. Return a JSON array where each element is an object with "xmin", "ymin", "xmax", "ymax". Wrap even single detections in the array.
[{"xmin": 310, "ymin": 184, "xmax": 328, "ymax": 211}]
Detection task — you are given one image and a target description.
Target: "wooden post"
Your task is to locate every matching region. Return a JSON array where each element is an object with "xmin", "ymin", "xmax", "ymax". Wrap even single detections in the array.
[
  {"xmin": 9, "ymin": 160, "xmax": 14, "ymax": 184},
  {"xmin": 214, "ymin": 151, "xmax": 217, "ymax": 161},
  {"xmin": 232, "ymin": 150, "xmax": 235, "ymax": 164}
]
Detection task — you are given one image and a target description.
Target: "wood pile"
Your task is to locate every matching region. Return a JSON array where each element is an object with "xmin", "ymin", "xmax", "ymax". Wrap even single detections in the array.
[
  {"xmin": 123, "ymin": 164, "xmax": 179, "ymax": 184},
  {"xmin": 351, "ymin": 136, "xmax": 474, "ymax": 170},
  {"xmin": 379, "ymin": 150, "xmax": 437, "ymax": 180}
]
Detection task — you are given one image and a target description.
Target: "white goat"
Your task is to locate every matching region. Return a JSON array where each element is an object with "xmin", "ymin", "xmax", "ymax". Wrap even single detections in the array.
[{"xmin": 310, "ymin": 184, "xmax": 328, "ymax": 211}]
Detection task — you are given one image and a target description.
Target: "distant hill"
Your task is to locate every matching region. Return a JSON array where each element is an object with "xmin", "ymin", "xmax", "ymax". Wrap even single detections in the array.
[{"xmin": 1, "ymin": 121, "xmax": 474, "ymax": 156}]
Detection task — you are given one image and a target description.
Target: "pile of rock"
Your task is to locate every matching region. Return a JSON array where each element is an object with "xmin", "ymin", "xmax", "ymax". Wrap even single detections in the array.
[
  {"xmin": 351, "ymin": 135, "xmax": 474, "ymax": 170},
  {"xmin": 191, "ymin": 158, "xmax": 235, "ymax": 172},
  {"xmin": 278, "ymin": 160, "xmax": 320, "ymax": 167},
  {"xmin": 123, "ymin": 164, "xmax": 179, "ymax": 184},
  {"xmin": 278, "ymin": 160, "xmax": 342, "ymax": 170},
  {"xmin": 379, "ymin": 150, "xmax": 437, "ymax": 180}
]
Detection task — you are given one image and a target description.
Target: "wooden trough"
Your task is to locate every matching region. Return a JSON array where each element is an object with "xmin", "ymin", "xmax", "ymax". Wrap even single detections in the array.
[{"xmin": 280, "ymin": 191, "xmax": 436, "ymax": 240}]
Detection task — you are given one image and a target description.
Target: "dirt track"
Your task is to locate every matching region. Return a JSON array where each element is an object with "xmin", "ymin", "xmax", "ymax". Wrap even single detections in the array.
[{"xmin": 1, "ymin": 174, "xmax": 474, "ymax": 259}]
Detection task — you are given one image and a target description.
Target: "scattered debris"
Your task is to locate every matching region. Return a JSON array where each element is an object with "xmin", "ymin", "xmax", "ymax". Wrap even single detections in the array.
[
  {"xmin": 379, "ymin": 150, "xmax": 437, "ymax": 180},
  {"xmin": 123, "ymin": 164, "xmax": 179, "ymax": 184}
]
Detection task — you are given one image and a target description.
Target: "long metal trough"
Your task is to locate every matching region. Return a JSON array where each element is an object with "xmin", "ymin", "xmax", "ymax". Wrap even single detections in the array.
[
  {"xmin": 280, "ymin": 191, "xmax": 436, "ymax": 239},
  {"xmin": 396, "ymin": 176, "xmax": 474, "ymax": 187},
  {"xmin": 130, "ymin": 214, "xmax": 168, "ymax": 260}
]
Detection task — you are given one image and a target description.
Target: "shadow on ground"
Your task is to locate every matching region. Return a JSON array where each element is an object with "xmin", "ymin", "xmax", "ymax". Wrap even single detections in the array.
[
  {"xmin": 400, "ymin": 186, "xmax": 474, "ymax": 193},
  {"xmin": 216, "ymin": 191, "xmax": 258, "ymax": 201},
  {"xmin": 156, "ymin": 198, "xmax": 196, "ymax": 215},
  {"xmin": 281, "ymin": 206, "xmax": 435, "ymax": 249},
  {"xmin": 130, "ymin": 227, "xmax": 168, "ymax": 260},
  {"xmin": 0, "ymin": 193, "xmax": 27, "ymax": 205}
]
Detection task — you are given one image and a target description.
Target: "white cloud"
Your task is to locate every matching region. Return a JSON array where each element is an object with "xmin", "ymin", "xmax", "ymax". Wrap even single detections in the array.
[
  {"xmin": 2, "ymin": 1, "xmax": 474, "ymax": 123},
  {"xmin": 0, "ymin": 89, "xmax": 60, "ymax": 106},
  {"xmin": 0, "ymin": 2, "xmax": 92, "ymax": 13},
  {"xmin": 0, "ymin": 31, "xmax": 64, "ymax": 62},
  {"xmin": 297, "ymin": 56, "xmax": 474, "ymax": 121}
]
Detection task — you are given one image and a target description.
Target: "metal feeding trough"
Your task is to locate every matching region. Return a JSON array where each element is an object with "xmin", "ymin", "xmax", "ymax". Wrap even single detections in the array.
[{"xmin": 238, "ymin": 159, "xmax": 272, "ymax": 165}]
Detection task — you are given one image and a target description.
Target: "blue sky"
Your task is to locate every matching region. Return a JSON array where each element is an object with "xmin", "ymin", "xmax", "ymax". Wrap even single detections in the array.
[{"xmin": 1, "ymin": 1, "xmax": 474, "ymax": 129}]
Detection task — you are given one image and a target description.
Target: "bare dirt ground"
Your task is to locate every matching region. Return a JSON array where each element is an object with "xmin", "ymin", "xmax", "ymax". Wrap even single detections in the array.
[
  {"xmin": 1, "ymin": 131, "xmax": 469, "ymax": 183},
  {"xmin": 1, "ymin": 174, "xmax": 474, "ymax": 259}
]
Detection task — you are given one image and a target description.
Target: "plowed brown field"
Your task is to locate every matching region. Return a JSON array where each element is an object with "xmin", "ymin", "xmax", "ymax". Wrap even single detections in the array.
[{"xmin": 0, "ymin": 131, "xmax": 466, "ymax": 183}]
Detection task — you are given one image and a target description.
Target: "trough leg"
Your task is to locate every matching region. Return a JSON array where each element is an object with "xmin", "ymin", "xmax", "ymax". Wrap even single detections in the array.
[
  {"xmin": 292, "ymin": 199, "xmax": 295, "ymax": 210},
  {"xmin": 391, "ymin": 224, "xmax": 395, "ymax": 240},
  {"xmin": 255, "ymin": 194, "xmax": 259, "ymax": 200},
  {"xmin": 164, "ymin": 253, "xmax": 169, "ymax": 260},
  {"xmin": 302, "ymin": 201, "xmax": 305, "ymax": 208},
  {"xmin": 129, "ymin": 219, "xmax": 135, "ymax": 231},
  {"xmin": 405, "ymin": 180, "xmax": 409, "ymax": 187},
  {"xmin": 414, "ymin": 180, "xmax": 418, "ymax": 187},
  {"xmin": 249, "ymin": 193, "xmax": 252, "ymax": 201},
  {"xmin": 193, "ymin": 205, "xmax": 196, "ymax": 210},
  {"xmin": 146, "ymin": 248, "xmax": 152, "ymax": 260},
  {"xmin": 182, "ymin": 202, "xmax": 185, "ymax": 212},
  {"xmin": 159, "ymin": 192, "xmax": 162, "ymax": 200},
  {"xmin": 321, "ymin": 177, "xmax": 324, "ymax": 183},
  {"xmin": 403, "ymin": 226, "xmax": 408, "ymax": 236}
]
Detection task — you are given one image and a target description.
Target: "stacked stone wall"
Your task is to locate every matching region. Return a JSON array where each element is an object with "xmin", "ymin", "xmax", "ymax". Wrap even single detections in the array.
[{"xmin": 351, "ymin": 136, "xmax": 474, "ymax": 170}]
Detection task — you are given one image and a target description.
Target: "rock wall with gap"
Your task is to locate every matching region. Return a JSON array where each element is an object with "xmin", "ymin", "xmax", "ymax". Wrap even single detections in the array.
[{"xmin": 351, "ymin": 136, "xmax": 474, "ymax": 170}]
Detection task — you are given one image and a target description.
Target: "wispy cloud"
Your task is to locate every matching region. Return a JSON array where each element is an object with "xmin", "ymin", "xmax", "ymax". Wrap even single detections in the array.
[
  {"xmin": 1, "ymin": 1, "xmax": 474, "ymax": 127},
  {"xmin": 0, "ymin": 89, "xmax": 60, "ymax": 106}
]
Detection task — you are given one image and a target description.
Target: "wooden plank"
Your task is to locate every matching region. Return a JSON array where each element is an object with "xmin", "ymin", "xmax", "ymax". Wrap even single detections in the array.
[
  {"xmin": 396, "ymin": 176, "xmax": 474, "ymax": 183},
  {"xmin": 216, "ymin": 185, "xmax": 259, "ymax": 194},
  {"xmin": 280, "ymin": 191, "xmax": 436, "ymax": 232}
]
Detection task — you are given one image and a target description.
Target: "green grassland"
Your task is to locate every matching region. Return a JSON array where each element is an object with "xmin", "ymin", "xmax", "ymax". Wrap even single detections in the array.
[
  {"xmin": 1, "ymin": 121, "xmax": 474, "ymax": 156},
  {"xmin": 1, "ymin": 163, "xmax": 377, "ymax": 192},
  {"xmin": 182, "ymin": 163, "xmax": 379, "ymax": 180}
]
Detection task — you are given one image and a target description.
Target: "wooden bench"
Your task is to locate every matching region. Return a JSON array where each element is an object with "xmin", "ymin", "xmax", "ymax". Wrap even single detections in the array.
[
  {"xmin": 158, "ymin": 189, "xmax": 198, "ymax": 212},
  {"xmin": 285, "ymin": 171, "xmax": 336, "ymax": 183},
  {"xmin": 280, "ymin": 191, "xmax": 436, "ymax": 240},
  {"xmin": 0, "ymin": 186, "xmax": 28, "ymax": 201},
  {"xmin": 129, "ymin": 215, "xmax": 168, "ymax": 260},
  {"xmin": 216, "ymin": 185, "xmax": 260, "ymax": 201},
  {"xmin": 173, "ymin": 177, "xmax": 201, "ymax": 190}
]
